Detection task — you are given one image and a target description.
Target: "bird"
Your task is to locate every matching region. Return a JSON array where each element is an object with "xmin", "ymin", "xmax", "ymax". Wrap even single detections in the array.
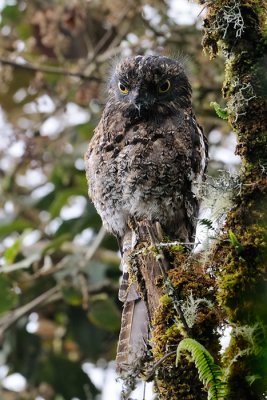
[{"xmin": 84, "ymin": 55, "xmax": 208, "ymax": 375}]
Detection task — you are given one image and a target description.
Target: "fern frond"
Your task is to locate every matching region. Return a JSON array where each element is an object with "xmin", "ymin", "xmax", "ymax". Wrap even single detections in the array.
[
  {"xmin": 210, "ymin": 101, "xmax": 229, "ymax": 120},
  {"xmin": 199, "ymin": 218, "xmax": 214, "ymax": 230},
  {"xmin": 176, "ymin": 338, "xmax": 227, "ymax": 400},
  {"xmin": 229, "ymin": 229, "xmax": 244, "ymax": 254}
]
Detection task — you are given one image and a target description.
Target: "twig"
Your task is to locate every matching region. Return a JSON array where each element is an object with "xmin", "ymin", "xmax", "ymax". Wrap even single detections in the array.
[
  {"xmin": 0, "ymin": 57, "xmax": 102, "ymax": 81},
  {"xmin": 0, "ymin": 286, "xmax": 59, "ymax": 339},
  {"xmin": 4, "ymin": 226, "xmax": 108, "ymax": 280},
  {"xmin": 0, "ymin": 280, "xmax": 118, "ymax": 340},
  {"xmin": 144, "ymin": 351, "xmax": 177, "ymax": 381},
  {"xmin": 0, "ymin": 226, "xmax": 111, "ymax": 339},
  {"xmin": 78, "ymin": 271, "xmax": 90, "ymax": 310},
  {"xmin": 146, "ymin": 224, "xmax": 169, "ymax": 275},
  {"xmin": 165, "ymin": 277, "xmax": 192, "ymax": 337},
  {"xmin": 85, "ymin": 225, "xmax": 106, "ymax": 260},
  {"xmin": 197, "ymin": 4, "xmax": 208, "ymax": 18},
  {"xmin": 86, "ymin": 1, "xmax": 135, "ymax": 65},
  {"xmin": 0, "ymin": 254, "xmax": 41, "ymax": 274}
]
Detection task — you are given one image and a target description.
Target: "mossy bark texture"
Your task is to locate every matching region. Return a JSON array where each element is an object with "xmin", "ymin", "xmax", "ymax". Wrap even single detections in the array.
[
  {"xmin": 129, "ymin": 222, "xmax": 220, "ymax": 400},
  {"xmin": 151, "ymin": 262, "xmax": 221, "ymax": 400},
  {"xmin": 131, "ymin": 225, "xmax": 221, "ymax": 400},
  {"xmin": 200, "ymin": 0, "xmax": 267, "ymax": 398}
]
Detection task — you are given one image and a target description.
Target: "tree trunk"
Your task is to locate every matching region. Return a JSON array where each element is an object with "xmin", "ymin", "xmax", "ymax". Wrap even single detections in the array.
[{"xmin": 200, "ymin": 1, "xmax": 267, "ymax": 398}]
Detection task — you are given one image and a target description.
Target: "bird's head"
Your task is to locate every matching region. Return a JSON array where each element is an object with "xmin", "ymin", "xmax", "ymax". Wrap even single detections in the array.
[{"xmin": 108, "ymin": 55, "xmax": 192, "ymax": 120}]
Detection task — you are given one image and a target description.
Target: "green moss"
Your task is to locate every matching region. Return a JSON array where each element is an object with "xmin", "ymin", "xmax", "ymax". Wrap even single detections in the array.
[
  {"xmin": 212, "ymin": 183, "xmax": 267, "ymax": 395},
  {"xmin": 159, "ymin": 294, "xmax": 172, "ymax": 306}
]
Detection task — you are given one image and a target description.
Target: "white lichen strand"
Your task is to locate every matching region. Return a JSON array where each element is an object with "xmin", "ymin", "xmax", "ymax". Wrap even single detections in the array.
[
  {"xmin": 209, "ymin": 0, "xmax": 245, "ymax": 39},
  {"xmin": 229, "ymin": 78, "xmax": 256, "ymax": 121},
  {"xmin": 232, "ymin": 323, "xmax": 266, "ymax": 354},
  {"xmin": 221, "ymin": 0, "xmax": 245, "ymax": 38},
  {"xmin": 179, "ymin": 291, "xmax": 213, "ymax": 329},
  {"xmin": 194, "ymin": 172, "xmax": 239, "ymax": 254},
  {"xmin": 225, "ymin": 323, "xmax": 266, "ymax": 377}
]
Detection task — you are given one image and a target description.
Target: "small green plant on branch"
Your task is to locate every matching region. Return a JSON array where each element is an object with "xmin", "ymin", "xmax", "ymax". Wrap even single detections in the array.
[
  {"xmin": 176, "ymin": 338, "xmax": 227, "ymax": 400},
  {"xmin": 210, "ymin": 101, "xmax": 229, "ymax": 120}
]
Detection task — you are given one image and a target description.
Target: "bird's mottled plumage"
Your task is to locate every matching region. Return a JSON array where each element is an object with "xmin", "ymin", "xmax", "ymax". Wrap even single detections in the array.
[{"xmin": 85, "ymin": 55, "xmax": 208, "ymax": 372}]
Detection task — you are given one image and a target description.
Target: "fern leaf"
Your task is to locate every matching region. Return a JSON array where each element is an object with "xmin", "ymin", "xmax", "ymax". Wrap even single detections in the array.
[
  {"xmin": 176, "ymin": 338, "xmax": 227, "ymax": 400},
  {"xmin": 229, "ymin": 229, "xmax": 244, "ymax": 254},
  {"xmin": 210, "ymin": 101, "xmax": 229, "ymax": 119},
  {"xmin": 199, "ymin": 218, "xmax": 214, "ymax": 230}
]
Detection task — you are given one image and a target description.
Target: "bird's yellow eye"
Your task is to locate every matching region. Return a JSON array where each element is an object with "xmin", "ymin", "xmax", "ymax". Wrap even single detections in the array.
[
  {"xmin": 159, "ymin": 80, "xmax": 171, "ymax": 94},
  {"xmin": 118, "ymin": 81, "xmax": 129, "ymax": 94}
]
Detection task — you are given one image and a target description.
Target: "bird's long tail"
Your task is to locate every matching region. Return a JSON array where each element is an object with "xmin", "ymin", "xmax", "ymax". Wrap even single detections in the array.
[
  {"xmin": 116, "ymin": 222, "xmax": 167, "ymax": 375},
  {"xmin": 116, "ymin": 294, "xmax": 149, "ymax": 372},
  {"xmin": 116, "ymin": 229, "xmax": 150, "ymax": 374}
]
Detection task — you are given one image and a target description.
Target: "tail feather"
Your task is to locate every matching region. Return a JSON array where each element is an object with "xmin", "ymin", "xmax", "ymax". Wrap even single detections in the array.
[{"xmin": 116, "ymin": 296, "xmax": 149, "ymax": 372}]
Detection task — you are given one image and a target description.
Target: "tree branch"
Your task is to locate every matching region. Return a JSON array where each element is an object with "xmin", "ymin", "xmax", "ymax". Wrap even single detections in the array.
[
  {"xmin": 0, "ymin": 280, "xmax": 118, "ymax": 340},
  {"xmin": 85, "ymin": 225, "xmax": 106, "ymax": 260},
  {"xmin": 0, "ymin": 286, "xmax": 59, "ymax": 340},
  {"xmin": 0, "ymin": 57, "xmax": 102, "ymax": 81}
]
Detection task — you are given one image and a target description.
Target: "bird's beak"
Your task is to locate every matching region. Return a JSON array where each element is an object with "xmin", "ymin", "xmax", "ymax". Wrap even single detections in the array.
[
  {"xmin": 131, "ymin": 89, "xmax": 142, "ymax": 105},
  {"xmin": 130, "ymin": 89, "xmax": 143, "ymax": 115}
]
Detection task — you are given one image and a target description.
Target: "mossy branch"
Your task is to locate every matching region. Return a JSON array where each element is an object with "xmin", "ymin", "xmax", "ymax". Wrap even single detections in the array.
[{"xmin": 199, "ymin": 0, "xmax": 267, "ymax": 397}]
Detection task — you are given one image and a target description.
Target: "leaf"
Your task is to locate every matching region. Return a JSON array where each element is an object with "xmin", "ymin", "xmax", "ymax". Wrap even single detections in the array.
[
  {"xmin": 61, "ymin": 287, "xmax": 83, "ymax": 306},
  {"xmin": 228, "ymin": 230, "xmax": 239, "ymax": 247},
  {"xmin": 0, "ymin": 254, "xmax": 41, "ymax": 274},
  {"xmin": 4, "ymin": 238, "xmax": 22, "ymax": 264},
  {"xmin": 210, "ymin": 101, "xmax": 229, "ymax": 120},
  {"xmin": 0, "ymin": 219, "xmax": 34, "ymax": 237},
  {"xmin": 42, "ymin": 233, "xmax": 71, "ymax": 255},
  {"xmin": 176, "ymin": 338, "xmax": 227, "ymax": 400},
  {"xmin": 245, "ymin": 374, "xmax": 261, "ymax": 385},
  {"xmin": 1, "ymin": 5, "xmax": 21, "ymax": 22},
  {"xmin": 49, "ymin": 188, "xmax": 87, "ymax": 218},
  {"xmin": 88, "ymin": 294, "xmax": 121, "ymax": 332},
  {"xmin": 17, "ymin": 23, "xmax": 32, "ymax": 40},
  {"xmin": 38, "ymin": 354, "xmax": 99, "ymax": 399},
  {"xmin": 54, "ymin": 217, "xmax": 88, "ymax": 237},
  {"xmin": 0, "ymin": 274, "xmax": 18, "ymax": 314},
  {"xmin": 199, "ymin": 218, "xmax": 214, "ymax": 230},
  {"xmin": 68, "ymin": 307, "xmax": 117, "ymax": 359},
  {"xmin": 229, "ymin": 230, "xmax": 244, "ymax": 254},
  {"xmin": 77, "ymin": 122, "xmax": 95, "ymax": 139}
]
